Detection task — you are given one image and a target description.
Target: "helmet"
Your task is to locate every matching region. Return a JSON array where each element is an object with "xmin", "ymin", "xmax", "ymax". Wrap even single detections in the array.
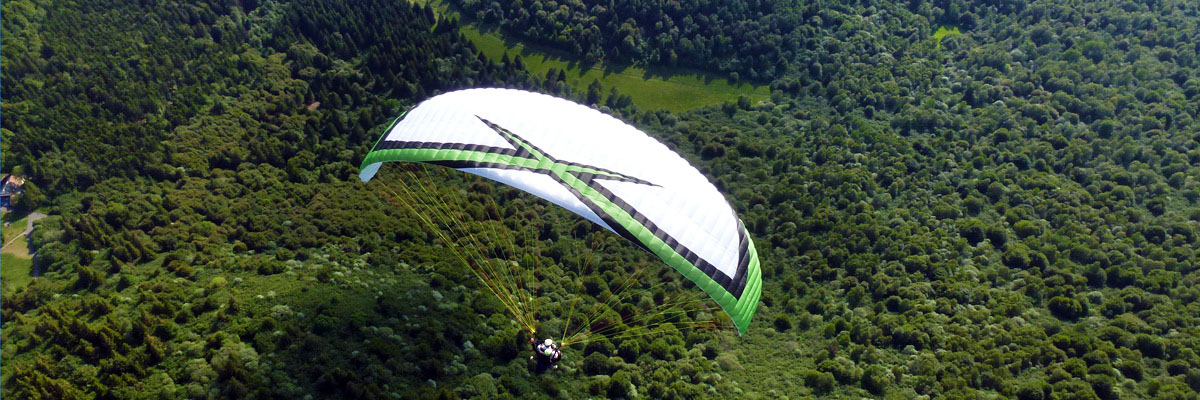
[{"xmin": 544, "ymin": 339, "xmax": 554, "ymax": 346}]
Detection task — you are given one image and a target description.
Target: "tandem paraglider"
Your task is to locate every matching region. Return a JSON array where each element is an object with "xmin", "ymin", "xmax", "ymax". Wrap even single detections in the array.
[{"xmin": 358, "ymin": 88, "xmax": 762, "ymax": 354}]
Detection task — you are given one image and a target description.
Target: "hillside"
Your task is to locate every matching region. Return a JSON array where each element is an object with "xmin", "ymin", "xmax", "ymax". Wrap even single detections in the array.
[{"xmin": 3, "ymin": 0, "xmax": 1199, "ymax": 399}]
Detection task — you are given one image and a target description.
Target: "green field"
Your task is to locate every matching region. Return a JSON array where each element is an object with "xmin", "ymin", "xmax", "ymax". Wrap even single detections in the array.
[
  {"xmin": 1, "ymin": 254, "xmax": 34, "ymax": 294},
  {"xmin": 2, "ymin": 211, "xmax": 38, "ymax": 294},
  {"xmin": 1, "ymin": 213, "xmax": 27, "ymax": 244},
  {"xmin": 460, "ymin": 27, "xmax": 769, "ymax": 112},
  {"xmin": 419, "ymin": 0, "xmax": 768, "ymax": 112}
]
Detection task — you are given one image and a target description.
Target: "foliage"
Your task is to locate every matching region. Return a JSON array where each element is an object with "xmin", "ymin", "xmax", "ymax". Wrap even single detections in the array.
[{"xmin": 4, "ymin": 0, "xmax": 1200, "ymax": 398}]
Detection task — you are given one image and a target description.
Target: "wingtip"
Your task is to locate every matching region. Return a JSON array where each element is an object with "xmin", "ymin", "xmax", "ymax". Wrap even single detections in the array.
[{"xmin": 359, "ymin": 162, "xmax": 381, "ymax": 183}]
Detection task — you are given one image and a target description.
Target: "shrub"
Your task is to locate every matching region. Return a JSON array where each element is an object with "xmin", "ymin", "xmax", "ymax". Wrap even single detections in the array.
[
  {"xmin": 1050, "ymin": 379, "xmax": 1098, "ymax": 399},
  {"xmin": 1185, "ymin": 369, "xmax": 1200, "ymax": 392},
  {"xmin": 986, "ymin": 225, "xmax": 1009, "ymax": 247},
  {"xmin": 584, "ymin": 337, "xmax": 614, "ymax": 356},
  {"xmin": 1014, "ymin": 220, "xmax": 1041, "ymax": 238},
  {"xmin": 1003, "ymin": 245, "xmax": 1032, "ymax": 269},
  {"xmin": 211, "ymin": 341, "xmax": 260, "ymax": 382},
  {"xmin": 933, "ymin": 203, "xmax": 960, "ymax": 219},
  {"xmin": 1115, "ymin": 360, "xmax": 1143, "ymax": 381},
  {"xmin": 617, "ymin": 340, "xmax": 640, "ymax": 362},
  {"xmin": 583, "ymin": 352, "xmax": 612, "ymax": 375},
  {"xmin": 1013, "ymin": 381, "xmax": 1046, "ymax": 400},
  {"xmin": 964, "ymin": 196, "xmax": 986, "ymax": 215},
  {"xmin": 818, "ymin": 357, "xmax": 863, "ymax": 384},
  {"xmin": 608, "ymin": 370, "xmax": 632, "ymax": 398},
  {"xmin": 774, "ymin": 315, "xmax": 792, "ymax": 332},
  {"xmin": 75, "ymin": 265, "xmax": 105, "ymax": 290},
  {"xmin": 1134, "ymin": 334, "xmax": 1165, "ymax": 359},
  {"xmin": 861, "ymin": 365, "xmax": 889, "ymax": 394},
  {"xmin": 1087, "ymin": 374, "xmax": 1117, "ymax": 400},
  {"xmin": 803, "ymin": 370, "xmax": 835, "ymax": 393},
  {"xmin": 715, "ymin": 353, "xmax": 743, "ymax": 371},
  {"xmin": 1048, "ymin": 296, "xmax": 1087, "ymax": 320},
  {"xmin": 959, "ymin": 218, "xmax": 986, "ymax": 244}
]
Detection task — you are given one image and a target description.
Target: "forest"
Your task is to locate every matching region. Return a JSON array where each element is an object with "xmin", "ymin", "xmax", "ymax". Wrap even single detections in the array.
[{"xmin": 2, "ymin": 0, "xmax": 1199, "ymax": 398}]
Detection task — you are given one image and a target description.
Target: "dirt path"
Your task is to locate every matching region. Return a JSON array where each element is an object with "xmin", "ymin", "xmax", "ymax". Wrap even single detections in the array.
[{"xmin": 2, "ymin": 211, "xmax": 46, "ymax": 252}]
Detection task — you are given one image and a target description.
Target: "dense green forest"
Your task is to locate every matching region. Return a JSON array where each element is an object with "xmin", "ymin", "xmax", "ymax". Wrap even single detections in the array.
[{"xmin": 3, "ymin": 0, "xmax": 1200, "ymax": 399}]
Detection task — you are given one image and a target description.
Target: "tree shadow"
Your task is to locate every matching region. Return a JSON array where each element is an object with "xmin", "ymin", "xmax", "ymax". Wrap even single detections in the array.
[{"xmin": 2, "ymin": 209, "xmax": 30, "ymax": 224}]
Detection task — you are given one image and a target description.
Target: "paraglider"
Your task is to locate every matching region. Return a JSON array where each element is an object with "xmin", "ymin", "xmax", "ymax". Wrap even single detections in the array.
[
  {"xmin": 529, "ymin": 338, "xmax": 562, "ymax": 373},
  {"xmin": 359, "ymin": 88, "xmax": 762, "ymax": 337}
]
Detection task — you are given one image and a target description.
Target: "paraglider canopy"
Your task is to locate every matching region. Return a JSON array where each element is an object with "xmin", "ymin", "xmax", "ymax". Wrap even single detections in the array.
[{"xmin": 360, "ymin": 88, "xmax": 761, "ymax": 334}]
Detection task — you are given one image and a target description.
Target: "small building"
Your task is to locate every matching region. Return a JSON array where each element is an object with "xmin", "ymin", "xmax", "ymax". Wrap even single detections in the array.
[{"xmin": 0, "ymin": 174, "xmax": 25, "ymax": 208}]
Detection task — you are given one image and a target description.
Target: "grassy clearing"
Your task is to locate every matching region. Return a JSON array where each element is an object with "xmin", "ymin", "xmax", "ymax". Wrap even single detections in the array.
[
  {"xmin": 1, "ymin": 254, "xmax": 34, "ymax": 294},
  {"xmin": 1, "ymin": 211, "xmax": 44, "ymax": 295},
  {"xmin": 933, "ymin": 25, "xmax": 962, "ymax": 49},
  {"xmin": 2, "ymin": 215, "xmax": 27, "ymax": 245},
  {"xmin": 461, "ymin": 27, "xmax": 768, "ymax": 112},
  {"xmin": 3, "ymin": 234, "xmax": 31, "ymax": 258},
  {"xmin": 419, "ymin": 0, "xmax": 768, "ymax": 112}
]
